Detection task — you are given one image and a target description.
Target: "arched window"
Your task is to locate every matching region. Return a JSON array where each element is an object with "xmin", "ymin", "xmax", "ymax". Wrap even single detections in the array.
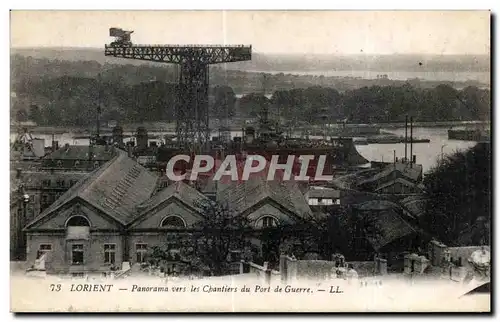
[
  {"xmin": 66, "ymin": 215, "xmax": 91, "ymax": 227},
  {"xmin": 256, "ymin": 215, "xmax": 279, "ymax": 228},
  {"xmin": 160, "ymin": 215, "xmax": 186, "ymax": 229}
]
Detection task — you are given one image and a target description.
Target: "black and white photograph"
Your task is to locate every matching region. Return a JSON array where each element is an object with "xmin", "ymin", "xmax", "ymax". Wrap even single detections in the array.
[{"xmin": 8, "ymin": 10, "xmax": 491, "ymax": 312}]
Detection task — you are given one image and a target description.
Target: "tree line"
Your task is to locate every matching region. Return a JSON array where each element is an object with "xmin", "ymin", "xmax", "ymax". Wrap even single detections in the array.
[
  {"xmin": 13, "ymin": 77, "xmax": 236, "ymax": 127},
  {"xmin": 241, "ymin": 84, "xmax": 490, "ymax": 124},
  {"xmin": 13, "ymin": 77, "xmax": 490, "ymax": 127}
]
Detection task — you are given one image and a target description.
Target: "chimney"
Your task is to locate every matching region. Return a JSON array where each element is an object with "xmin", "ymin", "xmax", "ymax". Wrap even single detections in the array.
[
  {"xmin": 52, "ymin": 140, "xmax": 58, "ymax": 152},
  {"xmin": 413, "ymin": 155, "xmax": 416, "ymax": 164},
  {"xmin": 88, "ymin": 144, "xmax": 94, "ymax": 161},
  {"xmin": 127, "ymin": 145, "xmax": 133, "ymax": 158},
  {"xmin": 136, "ymin": 127, "xmax": 148, "ymax": 150},
  {"xmin": 112, "ymin": 126, "xmax": 124, "ymax": 147}
]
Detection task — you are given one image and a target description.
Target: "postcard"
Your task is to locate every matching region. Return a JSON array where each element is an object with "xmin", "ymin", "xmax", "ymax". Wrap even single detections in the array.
[{"xmin": 10, "ymin": 10, "xmax": 491, "ymax": 312}]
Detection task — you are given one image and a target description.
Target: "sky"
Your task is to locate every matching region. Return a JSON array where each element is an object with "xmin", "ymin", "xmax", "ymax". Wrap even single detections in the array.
[{"xmin": 10, "ymin": 10, "xmax": 491, "ymax": 55}]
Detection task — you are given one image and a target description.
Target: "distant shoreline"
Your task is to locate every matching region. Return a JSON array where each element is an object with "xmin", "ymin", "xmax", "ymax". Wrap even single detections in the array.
[{"xmin": 11, "ymin": 120, "xmax": 490, "ymax": 135}]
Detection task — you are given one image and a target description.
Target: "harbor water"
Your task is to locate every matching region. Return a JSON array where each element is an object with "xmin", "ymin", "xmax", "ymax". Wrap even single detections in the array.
[{"xmin": 11, "ymin": 127, "xmax": 478, "ymax": 175}]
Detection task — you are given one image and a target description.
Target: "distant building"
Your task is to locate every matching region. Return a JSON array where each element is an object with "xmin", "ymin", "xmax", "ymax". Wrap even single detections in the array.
[
  {"xmin": 41, "ymin": 144, "xmax": 116, "ymax": 171},
  {"xmin": 10, "ymin": 143, "xmax": 117, "ymax": 261},
  {"xmin": 10, "ymin": 168, "xmax": 88, "ymax": 260},
  {"xmin": 345, "ymin": 200, "xmax": 425, "ymax": 270},
  {"xmin": 305, "ymin": 186, "xmax": 341, "ymax": 207},
  {"xmin": 356, "ymin": 162, "xmax": 424, "ymax": 194}
]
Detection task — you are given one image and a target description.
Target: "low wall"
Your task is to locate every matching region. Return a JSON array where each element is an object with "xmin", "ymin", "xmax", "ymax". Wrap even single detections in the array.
[
  {"xmin": 295, "ymin": 260, "xmax": 336, "ymax": 280},
  {"xmin": 240, "ymin": 261, "xmax": 280, "ymax": 285}
]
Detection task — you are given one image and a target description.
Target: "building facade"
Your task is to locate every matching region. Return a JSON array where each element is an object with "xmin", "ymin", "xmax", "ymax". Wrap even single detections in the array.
[{"xmin": 24, "ymin": 151, "xmax": 315, "ymax": 276}]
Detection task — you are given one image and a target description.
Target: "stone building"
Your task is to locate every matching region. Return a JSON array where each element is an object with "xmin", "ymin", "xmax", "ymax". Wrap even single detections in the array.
[
  {"xmin": 10, "ymin": 144, "xmax": 118, "ymax": 261},
  {"xmin": 40, "ymin": 144, "xmax": 116, "ymax": 171},
  {"xmin": 23, "ymin": 152, "xmax": 316, "ymax": 276},
  {"xmin": 24, "ymin": 150, "xmax": 158, "ymax": 275},
  {"xmin": 356, "ymin": 162, "xmax": 424, "ymax": 194}
]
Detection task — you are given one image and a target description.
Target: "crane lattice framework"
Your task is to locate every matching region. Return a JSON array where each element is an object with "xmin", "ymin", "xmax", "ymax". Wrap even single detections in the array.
[{"xmin": 104, "ymin": 32, "xmax": 252, "ymax": 151}]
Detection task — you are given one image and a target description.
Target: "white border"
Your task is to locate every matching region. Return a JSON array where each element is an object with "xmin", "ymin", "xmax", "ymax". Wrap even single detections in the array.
[{"xmin": 2, "ymin": 1, "xmax": 498, "ymax": 320}]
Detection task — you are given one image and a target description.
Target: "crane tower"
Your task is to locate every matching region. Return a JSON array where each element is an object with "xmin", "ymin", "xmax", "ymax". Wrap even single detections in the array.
[{"xmin": 104, "ymin": 28, "xmax": 252, "ymax": 151}]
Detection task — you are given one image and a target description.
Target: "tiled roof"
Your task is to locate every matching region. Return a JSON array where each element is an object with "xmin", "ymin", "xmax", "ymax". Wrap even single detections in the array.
[
  {"xmin": 217, "ymin": 177, "xmax": 313, "ymax": 219},
  {"xmin": 352, "ymin": 201, "xmax": 418, "ymax": 251},
  {"xmin": 136, "ymin": 181, "xmax": 209, "ymax": 215},
  {"xmin": 43, "ymin": 145, "xmax": 117, "ymax": 161},
  {"xmin": 374, "ymin": 177, "xmax": 424, "ymax": 193},
  {"xmin": 26, "ymin": 150, "xmax": 159, "ymax": 228},
  {"xmin": 400, "ymin": 195, "xmax": 427, "ymax": 217},
  {"xmin": 359, "ymin": 162, "xmax": 423, "ymax": 187},
  {"xmin": 307, "ymin": 187, "xmax": 341, "ymax": 199}
]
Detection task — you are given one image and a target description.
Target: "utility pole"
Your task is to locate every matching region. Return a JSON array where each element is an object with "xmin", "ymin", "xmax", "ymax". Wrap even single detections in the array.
[
  {"xmin": 94, "ymin": 73, "xmax": 103, "ymax": 142},
  {"xmin": 410, "ymin": 116, "xmax": 413, "ymax": 168},
  {"xmin": 404, "ymin": 115, "xmax": 408, "ymax": 163}
]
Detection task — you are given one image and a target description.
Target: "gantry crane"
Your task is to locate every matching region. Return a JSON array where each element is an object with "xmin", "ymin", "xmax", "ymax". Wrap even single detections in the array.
[{"xmin": 104, "ymin": 28, "xmax": 252, "ymax": 151}]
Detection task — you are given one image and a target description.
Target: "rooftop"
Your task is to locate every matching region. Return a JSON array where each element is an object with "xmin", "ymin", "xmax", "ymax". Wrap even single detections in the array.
[
  {"xmin": 217, "ymin": 176, "xmax": 313, "ymax": 219},
  {"xmin": 26, "ymin": 150, "xmax": 159, "ymax": 228},
  {"xmin": 43, "ymin": 145, "xmax": 117, "ymax": 161}
]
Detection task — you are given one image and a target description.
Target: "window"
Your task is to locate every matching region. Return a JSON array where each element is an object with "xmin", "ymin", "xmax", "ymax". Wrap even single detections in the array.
[
  {"xmin": 69, "ymin": 180, "xmax": 78, "ymax": 186},
  {"xmin": 72, "ymin": 272, "xmax": 84, "ymax": 278},
  {"xmin": 136, "ymin": 243, "xmax": 147, "ymax": 263},
  {"xmin": 42, "ymin": 179, "xmax": 51, "ymax": 187},
  {"xmin": 37, "ymin": 244, "xmax": 52, "ymax": 259},
  {"xmin": 104, "ymin": 244, "xmax": 116, "ymax": 264},
  {"xmin": 72, "ymin": 244, "xmax": 84, "ymax": 265},
  {"xmin": 56, "ymin": 160, "xmax": 63, "ymax": 168},
  {"xmin": 66, "ymin": 215, "xmax": 90, "ymax": 227},
  {"xmin": 308, "ymin": 198, "xmax": 318, "ymax": 206},
  {"xmin": 56, "ymin": 179, "xmax": 65, "ymax": 187},
  {"xmin": 93, "ymin": 161, "xmax": 100, "ymax": 169},
  {"xmin": 74, "ymin": 160, "xmax": 80, "ymax": 167},
  {"xmin": 161, "ymin": 216, "xmax": 186, "ymax": 229},
  {"xmin": 260, "ymin": 216, "xmax": 278, "ymax": 228}
]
